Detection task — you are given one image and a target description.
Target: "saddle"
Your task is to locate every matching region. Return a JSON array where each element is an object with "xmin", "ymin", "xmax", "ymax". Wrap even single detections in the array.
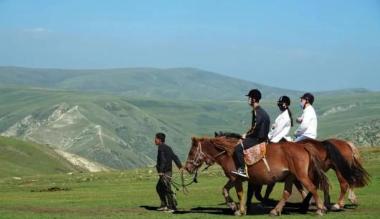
[{"xmin": 243, "ymin": 142, "xmax": 267, "ymax": 166}]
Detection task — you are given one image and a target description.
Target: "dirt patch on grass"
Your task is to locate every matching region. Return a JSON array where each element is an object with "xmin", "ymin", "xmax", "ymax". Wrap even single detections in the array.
[{"xmin": 31, "ymin": 187, "xmax": 71, "ymax": 192}]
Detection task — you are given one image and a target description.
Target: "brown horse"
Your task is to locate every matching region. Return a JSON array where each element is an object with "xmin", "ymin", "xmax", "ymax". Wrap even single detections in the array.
[
  {"xmin": 239, "ymin": 137, "xmax": 370, "ymax": 211},
  {"xmin": 184, "ymin": 136, "xmax": 329, "ymax": 216}
]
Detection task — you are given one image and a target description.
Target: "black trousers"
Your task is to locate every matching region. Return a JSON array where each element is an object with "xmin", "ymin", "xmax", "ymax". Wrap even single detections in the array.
[
  {"xmin": 156, "ymin": 172, "xmax": 177, "ymax": 210},
  {"xmin": 234, "ymin": 137, "xmax": 261, "ymax": 169}
]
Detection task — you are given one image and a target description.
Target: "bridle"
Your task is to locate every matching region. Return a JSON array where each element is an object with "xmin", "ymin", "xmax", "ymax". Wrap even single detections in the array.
[
  {"xmin": 186, "ymin": 140, "xmax": 227, "ymax": 170},
  {"xmin": 178, "ymin": 139, "xmax": 227, "ymax": 194}
]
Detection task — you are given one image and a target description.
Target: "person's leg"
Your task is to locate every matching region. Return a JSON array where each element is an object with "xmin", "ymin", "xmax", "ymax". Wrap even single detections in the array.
[
  {"xmin": 232, "ymin": 138, "xmax": 259, "ymax": 177},
  {"xmin": 233, "ymin": 143, "xmax": 245, "ymax": 170},
  {"xmin": 295, "ymin": 135, "xmax": 308, "ymax": 142},
  {"xmin": 162, "ymin": 176, "xmax": 177, "ymax": 211},
  {"xmin": 156, "ymin": 177, "xmax": 168, "ymax": 210}
]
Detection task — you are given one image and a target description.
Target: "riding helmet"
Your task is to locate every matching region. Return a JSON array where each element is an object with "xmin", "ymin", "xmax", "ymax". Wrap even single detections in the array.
[
  {"xmin": 278, "ymin": 95, "xmax": 291, "ymax": 106},
  {"xmin": 246, "ymin": 89, "xmax": 262, "ymax": 101},
  {"xmin": 300, "ymin": 93, "xmax": 314, "ymax": 105}
]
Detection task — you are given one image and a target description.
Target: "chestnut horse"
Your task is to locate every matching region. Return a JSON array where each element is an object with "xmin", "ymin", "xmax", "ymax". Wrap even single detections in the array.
[
  {"xmin": 215, "ymin": 133, "xmax": 370, "ymax": 211},
  {"xmin": 184, "ymin": 136, "xmax": 329, "ymax": 216},
  {"xmin": 247, "ymin": 138, "xmax": 370, "ymax": 211}
]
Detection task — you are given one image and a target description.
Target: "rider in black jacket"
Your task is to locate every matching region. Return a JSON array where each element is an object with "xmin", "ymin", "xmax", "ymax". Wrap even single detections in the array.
[{"xmin": 232, "ymin": 89, "xmax": 270, "ymax": 178}]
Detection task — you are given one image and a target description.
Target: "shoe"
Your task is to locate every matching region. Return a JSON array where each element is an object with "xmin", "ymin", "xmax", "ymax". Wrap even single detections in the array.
[
  {"xmin": 157, "ymin": 206, "xmax": 168, "ymax": 211},
  {"xmin": 232, "ymin": 168, "xmax": 248, "ymax": 178},
  {"xmin": 164, "ymin": 209, "xmax": 175, "ymax": 213}
]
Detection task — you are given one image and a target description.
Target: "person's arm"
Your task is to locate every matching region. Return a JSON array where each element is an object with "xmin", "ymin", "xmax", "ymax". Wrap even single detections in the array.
[
  {"xmin": 171, "ymin": 148, "xmax": 183, "ymax": 170},
  {"xmin": 295, "ymin": 110, "xmax": 311, "ymax": 136},
  {"xmin": 246, "ymin": 110, "xmax": 260, "ymax": 136}
]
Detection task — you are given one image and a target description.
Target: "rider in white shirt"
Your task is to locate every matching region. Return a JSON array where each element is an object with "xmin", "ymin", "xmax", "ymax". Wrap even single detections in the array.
[
  {"xmin": 294, "ymin": 93, "xmax": 317, "ymax": 142},
  {"xmin": 268, "ymin": 96, "xmax": 293, "ymax": 143}
]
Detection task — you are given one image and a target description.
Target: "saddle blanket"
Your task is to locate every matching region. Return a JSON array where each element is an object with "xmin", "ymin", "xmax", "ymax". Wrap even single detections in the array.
[{"xmin": 243, "ymin": 142, "xmax": 267, "ymax": 166}]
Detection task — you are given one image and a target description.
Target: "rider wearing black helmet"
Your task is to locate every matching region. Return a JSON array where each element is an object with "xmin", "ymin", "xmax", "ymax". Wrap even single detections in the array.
[
  {"xmin": 232, "ymin": 89, "xmax": 270, "ymax": 177},
  {"xmin": 294, "ymin": 92, "xmax": 317, "ymax": 142},
  {"xmin": 268, "ymin": 95, "xmax": 293, "ymax": 143}
]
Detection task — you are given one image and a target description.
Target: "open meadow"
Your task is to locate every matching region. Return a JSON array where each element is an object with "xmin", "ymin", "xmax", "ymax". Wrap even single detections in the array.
[{"xmin": 0, "ymin": 148, "xmax": 379, "ymax": 219}]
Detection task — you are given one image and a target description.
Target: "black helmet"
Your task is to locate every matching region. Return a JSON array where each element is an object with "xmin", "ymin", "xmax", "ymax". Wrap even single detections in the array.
[
  {"xmin": 246, "ymin": 89, "xmax": 261, "ymax": 101},
  {"xmin": 278, "ymin": 95, "xmax": 291, "ymax": 106},
  {"xmin": 300, "ymin": 93, "xmax": 314, "ymax": 105}
]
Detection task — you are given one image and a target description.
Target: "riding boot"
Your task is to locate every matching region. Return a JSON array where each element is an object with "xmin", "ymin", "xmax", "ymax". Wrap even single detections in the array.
[{"xmin": 232, "ymin": 144, "xmax": 247, "ymax": 177}]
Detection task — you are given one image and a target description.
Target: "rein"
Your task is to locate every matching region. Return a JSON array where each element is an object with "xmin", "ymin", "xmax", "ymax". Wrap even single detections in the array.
[{"xmin": 178, "ymin": 140, "xmax": 228, "ymax": 193}]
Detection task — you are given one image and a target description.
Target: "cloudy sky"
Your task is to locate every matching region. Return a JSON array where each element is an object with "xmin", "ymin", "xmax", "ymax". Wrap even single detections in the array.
[{"xmin": 0, "ymin": 0, "xmax": 379, "ymax": 91}]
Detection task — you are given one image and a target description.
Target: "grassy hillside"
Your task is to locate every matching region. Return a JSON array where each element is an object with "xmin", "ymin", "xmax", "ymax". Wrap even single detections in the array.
[
  {"xmin": 0, "ymin": 136, "xmax": 83, "ymax": 178},
  {"xmin": 0, "ymin": 66, "xmax": 302, "ymax": 100},
  {"xmin": 0, "ymin": 148, "xmax": 378, "ymax": 218},
  {"xmin": 0, "ymin": 87, "xmax": 379, "ymax": 170}
]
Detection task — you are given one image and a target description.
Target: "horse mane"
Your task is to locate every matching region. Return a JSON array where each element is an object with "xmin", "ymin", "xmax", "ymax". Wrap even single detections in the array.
[
  {"xmin": 192, "ymin": 136, "xmax": 238, "ymax": 156},
  {"xmin": 210, "ymin": 137, "xmax": 239, "ymax": 156}
]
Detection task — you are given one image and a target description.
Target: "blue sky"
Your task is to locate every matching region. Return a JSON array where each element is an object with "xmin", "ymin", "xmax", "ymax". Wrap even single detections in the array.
[{"xmin": 0, "ymin": 0, "xmax": 379, "ymax": 91}]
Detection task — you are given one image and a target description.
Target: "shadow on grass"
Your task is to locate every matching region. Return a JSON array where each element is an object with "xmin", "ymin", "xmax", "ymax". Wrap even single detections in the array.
[
  {"xmin": 140, "ymin": 200, "xmax": 356, "ymax": 216},
  {"xmin": 141, "ymin": 200, "xmax": 306, "ymax": 216}
]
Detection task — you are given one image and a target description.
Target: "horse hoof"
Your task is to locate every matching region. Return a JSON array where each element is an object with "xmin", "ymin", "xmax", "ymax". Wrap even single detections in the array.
[
  {"xmin": 331, "ymin": 204, "xmax": 341, "ymax": 211},
  {"xmin": 269, "ymin": 209, "xmax": 280, "ymax": 216},
  {"xmin": 228, "ymin": 202, "xmax": 237, "ymax": 211},
  {"xmin": 349, "ymin": 198, "xmax": 358, "ymax": 205},
  {"xmin": 316, "ymin": 209, "xmax": 324, "ymax": 216},
  {"xmin": 234, "ymin": 210, "xmax": 242, "ymax": 216}
]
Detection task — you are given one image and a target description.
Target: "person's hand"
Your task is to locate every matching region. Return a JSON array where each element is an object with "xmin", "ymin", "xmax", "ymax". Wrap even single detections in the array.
[
  {"xmin": 158, "ymin": 172, "xmax": 164, "ymax": 176},
  {"xmin": 296, "ymin": 117, "xmax": 302, "ymax": 123}
]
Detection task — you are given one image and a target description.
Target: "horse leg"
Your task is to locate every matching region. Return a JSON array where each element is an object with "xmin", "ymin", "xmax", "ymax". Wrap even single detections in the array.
[
  {"xmin": 348, "ymin": 187, "xmax": 358, "ymax": 205},
  {"xmin": 297, "ymin": 176, "xmax": 325, "ymax": 216},
  {"xmin": 234, "ymin": 180, "xmax": 246, "ymax": 216},
  {"xmin": 332, "ymin": 171, "xmax": 349, "ymax": 210},
  {"xmin": 294, "ymin": 179, "xmax": 307, "ymax": 199},
  {"xmin": 246, "ymin": 182, "xmax": 262, "ymax": 211},
  {"xmin": 270, "ymin": 176, "xmax": 294, "ymax": 216},
  {"xmin": 264, "ymin": 183, "xmax": 275, "ymax": 201},
  {"xmin": 223, "ymin": 179, "xmax": 237, "ymax": 211}
]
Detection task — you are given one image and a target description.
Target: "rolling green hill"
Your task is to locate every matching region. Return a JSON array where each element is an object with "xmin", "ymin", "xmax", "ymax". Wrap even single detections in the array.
[
  {"xmin": 0, "ymin": 87, "xmax": 379, "ymax": 170},
  {"xmin": 0, "ymin": 66, "xmax": 378, "ymax": 170},
  {"xmin": 0, "ymin": 66, "xmax": 302, "ymax": 100},
  {"xmin": 0, "ymin": 136, "xmax": 83, "ymax": 178}
]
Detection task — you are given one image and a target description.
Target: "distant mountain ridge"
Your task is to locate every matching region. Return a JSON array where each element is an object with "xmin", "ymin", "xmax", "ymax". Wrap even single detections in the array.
[{"xmin": 0, "ymin": 66, "xmax": 304, "ymax": 100}]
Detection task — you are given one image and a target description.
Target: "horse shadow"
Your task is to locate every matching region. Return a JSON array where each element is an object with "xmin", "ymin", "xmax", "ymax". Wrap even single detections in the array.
[
  {"xmin": 140, "ymin": 200, "xmax": 356, "ymax": 215},
  {"xmin": 141, "ymin": 200, "xmax": 305, "ymax": 215}
]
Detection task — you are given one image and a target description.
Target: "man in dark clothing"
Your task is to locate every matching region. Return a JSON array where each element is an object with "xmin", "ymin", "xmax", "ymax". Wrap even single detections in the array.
[
  {"xmin": 232, "ymin": 89, "xmax": 270, "ymax": 178},
  {"xmin": 155, "ymin": 132, "xmax": 183, "ymax": 213}
]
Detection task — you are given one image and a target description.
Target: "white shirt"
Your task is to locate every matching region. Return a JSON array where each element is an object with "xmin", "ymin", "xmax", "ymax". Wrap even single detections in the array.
[
  {"xmin": 295, "ymin": 105, "xmax": 317, "ymax": 139},
  {"xmin": 268, "ymin": 110, "xmax": 292, "ymax": 143}
]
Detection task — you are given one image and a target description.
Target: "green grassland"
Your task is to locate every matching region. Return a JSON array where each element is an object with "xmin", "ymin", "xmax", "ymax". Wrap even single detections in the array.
[
  {"xmin": 0, "ymin": 148, "xmax": 378, "ymax": 219},
  {"xmin": 0, "ymin": 136, "xmax": 83, "ymax": 178}
]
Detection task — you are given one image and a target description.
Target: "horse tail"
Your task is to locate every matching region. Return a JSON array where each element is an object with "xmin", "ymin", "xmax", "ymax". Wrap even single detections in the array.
[
  {"xmin": 323, "ymin": 140, "xmax": 370, "ymax": 187},
  {"xmin": 344, "ymin": 141, "xmax": 370, "ymax": 187},
  {"xmin": 304, "ymin": 144, "xmax": 330, "ymax": 194}
]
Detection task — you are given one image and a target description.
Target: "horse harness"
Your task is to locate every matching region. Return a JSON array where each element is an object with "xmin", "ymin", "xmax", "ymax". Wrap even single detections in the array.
[{"xmin": 187, "ymin": 141, "xmax": 226, "ymax": 168}]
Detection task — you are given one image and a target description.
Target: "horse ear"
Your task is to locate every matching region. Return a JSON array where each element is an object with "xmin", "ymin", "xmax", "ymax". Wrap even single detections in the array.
[{"xmin": 191, "ymin": 136, "xmax": 197, "ymax": 143}]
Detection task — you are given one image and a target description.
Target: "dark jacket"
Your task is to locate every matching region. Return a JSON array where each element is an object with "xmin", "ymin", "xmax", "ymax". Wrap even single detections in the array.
[
  {"xmin": 246, "ymin": 106, "xmax": 270, "ymax": 141},
  {"xmin": 156, "ymin": 143, "xmax": 183, "ymax": 173}
]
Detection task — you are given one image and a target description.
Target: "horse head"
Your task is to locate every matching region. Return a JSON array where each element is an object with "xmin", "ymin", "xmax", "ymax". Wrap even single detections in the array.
[{"xmin": 185, "ymin": 137, "xmax": 216, "ymax": 174}]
